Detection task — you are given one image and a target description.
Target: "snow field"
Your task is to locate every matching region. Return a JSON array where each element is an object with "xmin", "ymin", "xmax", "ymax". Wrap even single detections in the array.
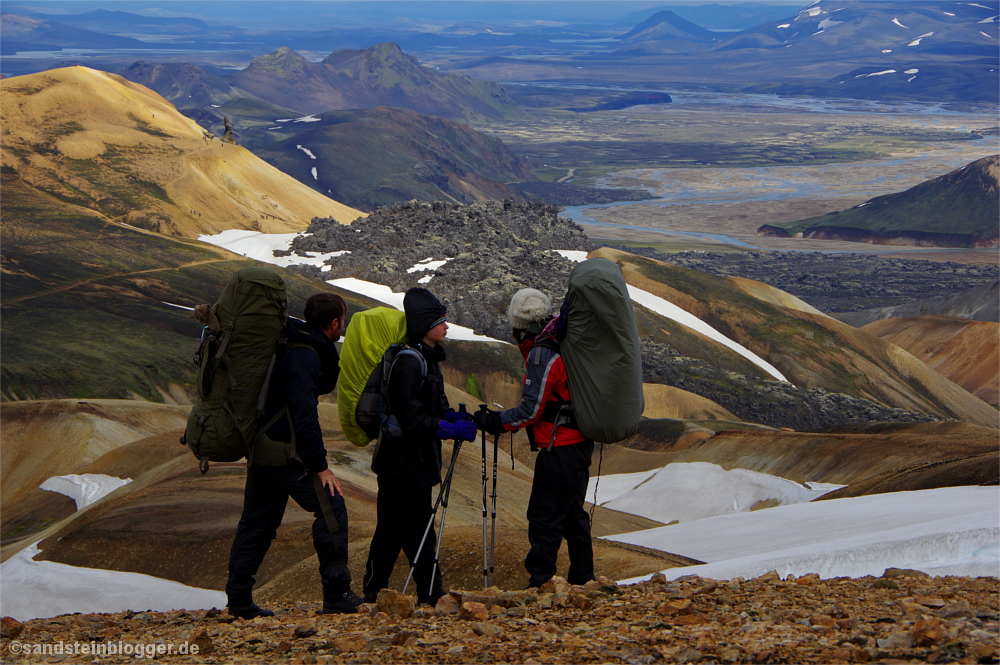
[{"xmin": 608, "ymin": 486, "xmax": 1000, "ymax": 582}]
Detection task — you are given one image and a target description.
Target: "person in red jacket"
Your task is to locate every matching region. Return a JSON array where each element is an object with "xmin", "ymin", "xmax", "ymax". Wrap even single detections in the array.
[{"xmin": 475, "ymin": 289, "xmax": 596, "ymax": 588}]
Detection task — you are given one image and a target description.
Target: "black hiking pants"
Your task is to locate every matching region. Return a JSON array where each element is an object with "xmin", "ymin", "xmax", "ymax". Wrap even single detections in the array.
[
  {"xmin": 226, "ymin": 463, "xmax": 351, "ymax": 607},
  {"xmin": 363, "ymin": 477, "xmax": 445, "ymax": 604},
  {"xmin": 525, "ymin": 439, "xmax": 596, "ymax": 588}
]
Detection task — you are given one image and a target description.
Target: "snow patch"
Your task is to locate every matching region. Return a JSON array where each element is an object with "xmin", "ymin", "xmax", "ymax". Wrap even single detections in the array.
[
  {"xmin": 406, "ymin": 257, "xmax": 453, "ymax": 273},
  {"xmin": 626, "ymin": 285, "xmax": 788, "ymax": 382},
  {"xmin": 798, "ymin": 7, "xmax": 824, "ymax": 18},
  {"xmin": 0, "ymin": 542, "xmax": 227, "ymax": 622},
  {"xmin": 553, "ymin": 250, "xmax": 589, "ymax": 263},
  {"xmin": 943, "ymin": 11, "xmax": 956, "ymax": 16},
  {"xmin": 777, "ymin": 23, "xmax": 791, "ymax": 28},
  {"xmin": 277, "ymin": 115, "xmax": 322, "ymax": 123},
  {"xmin": 609, "ymin": 486, "xmax": 1000, "ymax": 582},
  {"xmin": 311, "ymin": 167, "xmax": 318, "ymax": 180},
  {"xmin": 592, "ymin": 463, "xmax": 839, "ymax": 524},
  {"xmin": 818, "ymin": 18, "xmax": 843, "ymax": 29},
  {"xmin": 978, "ymin": 15, "xmax": 999, "ymax": 23},
  {"xmin": 296, "ymin": 145, "xmax": 317, "ymax": 160},
  {"xmin": 198, "ymin": 230, "xmax": 350, "ymax": 268},
  {"xmin": 908, "ymin": 31, "xmax": 934, "ymax": 46},
  {"xmin": 882, "ymin": 49, "xmax": 893, "ymax": 52},
  {"xmin": 866, "ymin": 69, "xmax": 898, "ymax": 76},
  {"xmin": 892, "ymin": 18, "xmax": 909, "ymax": 28},
  {"xmin": 904, "ymin": 68, "xmax": 919, "ymax": 74},
  {"xmin": 40, "ymin": 474, "xmax": 132, "ymax": 510}
]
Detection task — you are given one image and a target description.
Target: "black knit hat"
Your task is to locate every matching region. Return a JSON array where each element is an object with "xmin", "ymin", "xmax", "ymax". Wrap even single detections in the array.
[{"xmin": 403, "ymin": 288, "xmax": 447, "ymax": 344}]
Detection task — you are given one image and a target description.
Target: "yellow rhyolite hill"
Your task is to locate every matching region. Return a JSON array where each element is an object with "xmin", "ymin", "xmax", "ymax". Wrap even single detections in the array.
[{"xmin": 1, "ymin": 66, "xmax": 362, "ymax": 237}]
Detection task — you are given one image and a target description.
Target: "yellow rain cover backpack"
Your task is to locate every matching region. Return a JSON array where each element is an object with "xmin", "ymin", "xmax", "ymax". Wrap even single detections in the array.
[{"xmin": 337, "ymin": 307, "xmax": 410, "ymax": 446}]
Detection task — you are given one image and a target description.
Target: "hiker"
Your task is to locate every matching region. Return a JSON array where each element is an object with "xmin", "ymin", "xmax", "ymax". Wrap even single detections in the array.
[
  {"xmin": 226, "ymin": 293, "xmax": 362, "ymax": 618},
  {"xmin": 362, "ymin": 288, "xmax": 476, "ymax": 605},
  {"xmin": 475, "ymin": 288, "xmax": 596, "ymax": 589}
]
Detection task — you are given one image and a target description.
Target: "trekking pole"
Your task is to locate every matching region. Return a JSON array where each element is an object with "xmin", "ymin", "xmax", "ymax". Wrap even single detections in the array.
[
  {"xmin": 488, "ymin": 432, "xmax": 499, "ymax": 587},
  {"xmin": 429, "ymin": 438, "xmax": 462, "ymax": 591},
  {"xmin": 479, "ymin": 403, "xmax": 489, "ymax": 589},
  {"xmin": 403, "ymin": 437, "xmax": 463, "ymax": 595}
]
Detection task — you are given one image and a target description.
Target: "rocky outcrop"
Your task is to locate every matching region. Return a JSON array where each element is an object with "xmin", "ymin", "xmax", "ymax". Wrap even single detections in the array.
[
  {"xmin": 639, "ymin": 338, "xmax": 931, "ymax": 431},
  {"xmin": 834, "ymin": 280, "xmax": 999, "ymax": 327},
  {"xmin": 291, "ymin": 199, "xmax": 590, "ymax": 339}
]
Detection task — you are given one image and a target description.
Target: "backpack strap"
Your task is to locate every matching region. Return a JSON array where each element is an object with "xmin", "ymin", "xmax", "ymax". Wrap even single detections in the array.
[
  {"xmin": 311, "ymin": 472, "xmax": 340, "ymax": 533},
  {"xmin": 382, "ymin": 345, "xmax": 429, "ymax": 437}
]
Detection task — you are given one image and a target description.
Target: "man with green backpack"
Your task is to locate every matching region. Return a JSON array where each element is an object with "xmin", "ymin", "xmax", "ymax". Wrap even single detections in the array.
[{"xmin": 226, "ymin": 292, "xmax": 363, "ymax": 619}]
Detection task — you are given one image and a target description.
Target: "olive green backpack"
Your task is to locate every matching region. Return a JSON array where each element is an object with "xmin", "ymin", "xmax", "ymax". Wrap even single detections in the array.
[{"xmin": 181, "ymin": 266, "xmax": 288, "ymax": 473}]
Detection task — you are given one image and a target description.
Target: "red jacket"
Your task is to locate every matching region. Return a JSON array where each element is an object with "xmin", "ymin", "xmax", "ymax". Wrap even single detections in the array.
[{"xmin": 500, "ymin": 335, "xmax": 587, "ymax": 448}]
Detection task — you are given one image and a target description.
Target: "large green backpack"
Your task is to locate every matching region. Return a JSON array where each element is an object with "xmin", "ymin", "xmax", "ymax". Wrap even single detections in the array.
[
  {"xmin": 560, "ymin": 257, "xmax": 645, "ymax": 443},
  {"xmin": 181, "ymin": 266, "xmax": 288, "ymax": 473}
]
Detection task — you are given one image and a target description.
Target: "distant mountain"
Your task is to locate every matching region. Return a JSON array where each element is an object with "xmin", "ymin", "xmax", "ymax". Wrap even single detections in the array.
[
  {"xmin": 713, "ymin": 0, "xmax": 997, "ymax": 56},
  {"xmin": 231, "ymin": 43, "xmax": 524, "ymax": 122},
  {"xmin": 255, "ymin": 106, "xmax": 534, "ymax": 212},
  {"xmin": 116, "ymin": 61, "xmax": 296, "ymax": 113},
  {"xmin": 751, "ymin": 60, "xmax": 999, "ymax": 102},
  {"xmin": 0, "ymin": 13, "xmax": 148, "ymax": 54},
  {"xmin": 450, "ymin": 0, "xmax": 997, "ymax": 102},
  {"xmin": 759, "ymin": 155, "xmax": 1000, "ymax": 248},
  {"xmin": 0, "ymin": 67, "xmax": 360, "ymax": 238},
  {"xmin": 619, "ymin": 10, "xmax": 718, "ymax": 43},
  {"xmin": 27, "ymin": 9, "xmax": 214, "ymax": 34},
  {"xmin": 620, "ymin": 4, "xmax": 800, "ymax": 31}
]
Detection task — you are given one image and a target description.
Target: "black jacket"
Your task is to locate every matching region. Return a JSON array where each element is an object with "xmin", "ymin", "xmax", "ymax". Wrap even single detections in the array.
[
  {"xmin": 371, "ymin": 341, "xmax": 450, "ymax": 487},
  {"xmin": 262, "ymin": 319, "xmax": 339, "ymax": 473}
]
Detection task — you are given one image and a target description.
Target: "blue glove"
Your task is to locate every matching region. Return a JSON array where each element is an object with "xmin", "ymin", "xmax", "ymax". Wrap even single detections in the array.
[
  {"xmin": 455, "ymin": 419, "xmax": 477, "ymax": 441},
  {"xmin": 442, "ymin": 410, "xmax": 474, "ymax": 423},
  {"xmin": 436, "ymin": 419, "xmax": 478, "ymax": 441},
  {"xmin": 436, "ymin": 420, "xmax": 458, "ymax": 440}
]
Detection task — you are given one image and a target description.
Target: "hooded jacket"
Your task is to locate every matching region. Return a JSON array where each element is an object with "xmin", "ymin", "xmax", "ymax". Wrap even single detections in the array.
[
  {"xmin": 370, "ymin": 288, "xmax": 452, "ymax": 487},
  {"xmin": 371, "ymin": 341, "xmax": 450, "ymax": 487},
  {"xmin": 500, "ymin": 330, "xmax": 588, "ymax": 448},
  {"xmin": 261, "ymin": 318, "xmax": 339, "ymax": 473}
]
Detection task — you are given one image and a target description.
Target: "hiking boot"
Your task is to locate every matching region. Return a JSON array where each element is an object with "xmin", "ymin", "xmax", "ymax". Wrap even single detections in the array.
[
  {"xmin": 418, "ymin": 590, "xmax": 446, "ymax": 607},
  {"xmin": 362, "ymin": 591, "xmax": 379, "ymax": 604},
  {"xmin": 321, "ymin": 589, "xmax": 364, "ymax": 614},
  {"xmin": 228, "ymin": 603, "xmax": 274, "ymax": 620}
]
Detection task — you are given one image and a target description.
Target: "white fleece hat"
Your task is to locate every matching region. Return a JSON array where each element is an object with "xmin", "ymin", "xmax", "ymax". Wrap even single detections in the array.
[{"xmin": 507, "ymin": 288, "xmax": 551, "ymax": 329}]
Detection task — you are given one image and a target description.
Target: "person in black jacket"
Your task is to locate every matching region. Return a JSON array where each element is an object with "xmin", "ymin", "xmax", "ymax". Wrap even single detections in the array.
[
  {"xmin": 362, "ymin": 288, "xmax": 476, "ymax": 606},
  {"xmin": 226, "ymin": 293, "xmax": 362, "ymax": 619}
]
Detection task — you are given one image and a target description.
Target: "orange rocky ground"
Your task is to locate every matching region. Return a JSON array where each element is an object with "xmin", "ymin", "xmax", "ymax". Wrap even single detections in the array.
[
  {"xmin": 1, "ymin": 573, "xmax": 997, "ymax": 664},
  {"xmin": 861, "ymin": 316, "xmax": 1000, "ymax": 407}
]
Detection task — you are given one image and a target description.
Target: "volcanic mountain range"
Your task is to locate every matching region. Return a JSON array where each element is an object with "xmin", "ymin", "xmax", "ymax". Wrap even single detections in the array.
[
  {"xmin": 120, "ymin": 43, "xmax": 523, "ymax": 124},
  {"xmin": 0, "ymin": 46, "xmax": 997, "ymax": 625}
]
